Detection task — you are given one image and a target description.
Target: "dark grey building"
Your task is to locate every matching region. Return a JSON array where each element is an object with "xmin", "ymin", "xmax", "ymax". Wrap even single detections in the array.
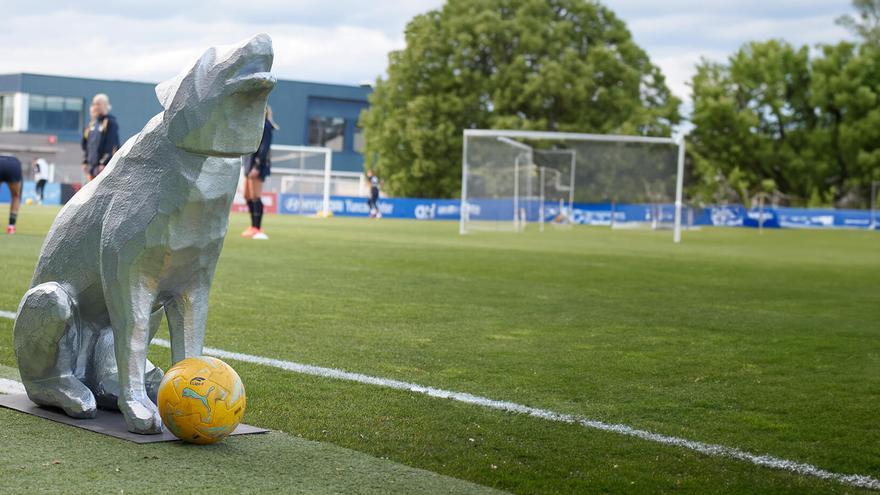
[{"xmin": 0, "ymin": 73, "xmax": 371, "ymax": 183}]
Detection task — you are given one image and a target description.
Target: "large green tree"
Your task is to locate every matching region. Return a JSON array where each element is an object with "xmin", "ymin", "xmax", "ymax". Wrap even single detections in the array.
[
  {"xmin": 690, "ymin": 0, "xmax": 880, "ymax": 207},
  {"xmin": 689, "ymin": 41, "xmax": 818, "ymax": 204},
  {"xmin": 690, "ymin": 38, "xmax": 880, "ymax": 207},
  {"xmin": 811, "ymin": 41, "xmax": 880, "ymax": 205},
  {"xmin": 360, "ymin": 0, "xmax": 681, "ymax": 198}
]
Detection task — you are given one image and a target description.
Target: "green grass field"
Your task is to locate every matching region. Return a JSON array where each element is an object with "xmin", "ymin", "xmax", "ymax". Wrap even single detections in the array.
[{"xmin": 1, "ymin": 205, "xmax": 878, "ymax": 493}]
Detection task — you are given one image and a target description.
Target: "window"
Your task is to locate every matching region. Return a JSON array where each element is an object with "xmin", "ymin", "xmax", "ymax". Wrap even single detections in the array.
[
  {"xmin": 0, "ymin": 95, "xmax": 14, "ymax": 130},
  {"xmin": 28, "ymin": 94, "xmax": 83, "ymax": 133},
  {"xmin": 308, "ymin": 116, "xmax": 345, "ymax": 151},
  {"xmin": 28, "ymin": 95, "xmax": 45, "ymax": 130},
  {"xmin": 64, "ymin": 98, "xmax": 82, "ymax": 130},
  {"xmin": 45, "ymin": 96, "xmax": 64, "ymax": 130},
  {"xmin": 353, "ymin": 126, "xmax": 365, "ymax": 153}
]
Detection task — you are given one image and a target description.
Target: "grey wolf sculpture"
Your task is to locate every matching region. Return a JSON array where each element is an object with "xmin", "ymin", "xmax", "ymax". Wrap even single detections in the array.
[{"xmin": 13, "ymin": 34, "xmax": 276, "ymax": 434}]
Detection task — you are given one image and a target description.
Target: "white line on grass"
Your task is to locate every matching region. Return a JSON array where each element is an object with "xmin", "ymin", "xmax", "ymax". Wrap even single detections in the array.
[
  {"xmin": 0, "ymin": 312, "xmax": 877, "ymax": 490},
  {"xmin": 0, "ymin": 310, "xmax": 16, "ymax": 320},
  {"xmin": 148, "ymin": 338, "xmax": 880, "ymax": 491},
  {"xmin": 0, "ymin": 378, "xmax": 25, "ymax": 395}
]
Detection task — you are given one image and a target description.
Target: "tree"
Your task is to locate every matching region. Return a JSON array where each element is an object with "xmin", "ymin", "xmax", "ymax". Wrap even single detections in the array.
[
  {"xmin": 837, "ymin": 0, "xmax": 880, "ymax": 44},
  {"xmin": 360, "ymin": 0, "xmax": 681, "ymax": 198},
  {"xmin": 690, "ymin": 34, "xmax": 880, "ymax": 207},
  {"xmin": 811, "ymin": 41, "xmax": 880, "ymax": 205},
  {"xmin": 689, "ymin": 41, "xmax": 818, "ymax": 205}
]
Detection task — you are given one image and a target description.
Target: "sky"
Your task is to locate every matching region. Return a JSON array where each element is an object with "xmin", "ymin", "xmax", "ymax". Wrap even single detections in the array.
[{"xmin": 0, "ymin": 1, "xmax": 856, "ymax": 113}]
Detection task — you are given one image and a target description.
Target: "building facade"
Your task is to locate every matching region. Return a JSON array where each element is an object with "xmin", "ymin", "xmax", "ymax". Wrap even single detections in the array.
[{"xmin": 0, "ymin": 73, "xmax": 371, "ymax": 183}]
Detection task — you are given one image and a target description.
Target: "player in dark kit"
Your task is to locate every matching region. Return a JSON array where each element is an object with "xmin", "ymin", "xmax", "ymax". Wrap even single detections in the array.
[
  {"xmin": 241, "ymin": 106, "xmax": 278, "ymax": 240},
  {"xmin": 367, "ymin": 169, "xmax": 383, "ymax": 218},
  {"xmin": 81, "ymin": 93, "xmax": 120, "ymax": 181},
  {"xmin": 0, "ymin": 155, "xmax": 23, "ymax": 234}
]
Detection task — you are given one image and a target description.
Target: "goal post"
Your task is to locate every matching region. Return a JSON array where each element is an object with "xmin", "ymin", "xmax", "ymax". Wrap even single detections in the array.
[
  {"xmin": 266, "ymin": 145, "xmax": 333, "ymax": 217},
  {"xmin": 872, "ymin": 180, "xmax": 879, "ymax": 230},
  {"xmin": 459, "ymin": 134, "xmax": 537, "ymax": 232},
  {"xmin": 257, "ymin": 145, "xmax": 363, "ymax": 218},
  {"xmin": 460, "ymin": 129, "xmax": 686, "ymax": 242}
]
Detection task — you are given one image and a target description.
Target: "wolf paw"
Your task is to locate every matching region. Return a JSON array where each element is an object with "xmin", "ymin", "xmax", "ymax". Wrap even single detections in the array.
[
  {"xmin": 120, "ymin": 395, "xmax": 163, "ymax": 434},
  {"xmin": 25, "ymin": 375, "xmax": 97, "ymax": 419}
]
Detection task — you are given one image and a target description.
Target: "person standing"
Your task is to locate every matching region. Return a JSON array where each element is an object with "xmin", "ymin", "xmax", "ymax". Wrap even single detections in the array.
[
  {"xmin": 366, "ymin": 169, "xmax": 383, "ymax": 218},
  {"xmin": 81, "ymin": 93, "xmax": 120, "ymax": 182},
  {"xmin": 0, "ymin": 155, "xmax": 23, "ymax": 234},
  {"xmin": 32, "ymin": 157, "xmax": 49, "ymax": 203},
  {"xmin": 241, "ymin": 106, "xmax": 278, "ymax": 240}
]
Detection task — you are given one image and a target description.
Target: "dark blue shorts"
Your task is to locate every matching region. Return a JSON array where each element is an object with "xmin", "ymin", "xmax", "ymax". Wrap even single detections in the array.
[
  {"xmin": 245, "ymin": 160, "xmax": 270, "ymax": 182},
  {"xmin": 0, "ymin": 156, "xmax": 22, "ymax": 183}
]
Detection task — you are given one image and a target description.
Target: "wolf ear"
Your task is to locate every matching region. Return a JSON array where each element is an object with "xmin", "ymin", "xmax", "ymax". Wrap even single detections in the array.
[{"xmin": 155, "ymin": 74, "xmax": 183, "ymax": 110}]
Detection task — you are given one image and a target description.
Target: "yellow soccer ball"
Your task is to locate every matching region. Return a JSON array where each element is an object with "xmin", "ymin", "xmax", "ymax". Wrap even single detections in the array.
[
  {"xmin": 25, "ymin": 198, "xmax": 33, "ymax": 205},
  {"xmin": 157, "ymin": 356, "xmax": 246, "ymax": 444}
]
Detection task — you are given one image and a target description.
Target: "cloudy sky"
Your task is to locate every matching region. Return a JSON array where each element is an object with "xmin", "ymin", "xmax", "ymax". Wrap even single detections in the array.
[{"xmin": 1, "ymin": 1, "xmax": 855, "ymax": 112}]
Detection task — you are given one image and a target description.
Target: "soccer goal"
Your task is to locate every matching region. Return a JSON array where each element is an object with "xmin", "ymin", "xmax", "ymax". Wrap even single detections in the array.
[
  {"xmin": 260, "ymin": 145, "xmax": 363, "ymax": 217},
  {"xmin": 872, "ymin": 180, "xmax": 879, "ymax": 230},
  {"xmin": 460, "ymin": 129, "xmax": 686, "ymax": 242}
]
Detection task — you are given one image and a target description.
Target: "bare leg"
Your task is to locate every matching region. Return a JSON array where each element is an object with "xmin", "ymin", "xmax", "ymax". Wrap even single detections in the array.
[
  {"xmin": 243, "ymin": 176, "xmax": 253, "ymax": 201},
  {"xmin": 7, "ymin": 181, "xmax": 21, "ymax": 230},
  {"xmin": 9, "ymin": 180, "xmax": 21, "ymax": 215},
  {"xmin": 249, "ymin": 177, "xmax": 263, "ymax": 199}
]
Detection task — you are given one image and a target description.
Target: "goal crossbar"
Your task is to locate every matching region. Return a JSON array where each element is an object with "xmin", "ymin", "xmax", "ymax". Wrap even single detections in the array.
[{"xmin": 464, "ymin": 129, "xmax": 677, "ymax": 146}]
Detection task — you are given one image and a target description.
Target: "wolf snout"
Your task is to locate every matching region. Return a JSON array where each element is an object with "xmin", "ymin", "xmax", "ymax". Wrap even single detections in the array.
[
  {"xmin": 240, "ymin": 33, "xmax": 273, "ymax": 62},
  {"xmin": 226, "ymin": 34, "xmax": 275, "ymax": 92},
  {"xmin": 227, "ymin": 71, "xmax": 276, "ymax": 94}
]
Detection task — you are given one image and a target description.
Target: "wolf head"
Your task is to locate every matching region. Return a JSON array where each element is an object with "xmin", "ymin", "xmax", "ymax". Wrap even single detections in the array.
[{"xmin": 157, "ymin": 34, "xmax": 276, "ymax": 157}]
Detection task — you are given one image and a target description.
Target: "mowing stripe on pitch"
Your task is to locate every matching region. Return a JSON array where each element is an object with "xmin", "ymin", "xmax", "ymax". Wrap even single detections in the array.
[{"xmin": 0, "ymin": 312, "xmax": 876, "ymax": 490}]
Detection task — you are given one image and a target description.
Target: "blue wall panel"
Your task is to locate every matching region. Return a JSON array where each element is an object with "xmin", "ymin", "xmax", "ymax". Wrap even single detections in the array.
[{"xmin": 3, "ymin": 73, "xmax": 371, "ymax": 172}]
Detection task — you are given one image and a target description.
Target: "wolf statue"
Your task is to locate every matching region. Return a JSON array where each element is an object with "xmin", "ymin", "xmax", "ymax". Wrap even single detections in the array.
[{"xmin": 12, "ymin": 34, "xmax": 276, "ymax": 434}]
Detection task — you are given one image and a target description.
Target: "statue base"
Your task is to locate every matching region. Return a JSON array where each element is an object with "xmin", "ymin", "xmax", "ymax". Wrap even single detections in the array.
[{"xmin": 0, "ymin": 393, "xmax": 268, "ymax": 444}]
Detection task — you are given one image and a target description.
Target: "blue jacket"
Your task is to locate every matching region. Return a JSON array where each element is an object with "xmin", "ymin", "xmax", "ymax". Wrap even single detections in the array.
[{"xmin": 249, "ymin": 118, "xmax": 273, "ymax": 171}]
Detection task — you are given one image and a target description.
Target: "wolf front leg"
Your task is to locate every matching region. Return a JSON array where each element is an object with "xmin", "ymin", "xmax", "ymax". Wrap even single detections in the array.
[
  {"xmin": 104, "ymin": 277, "xmax": 163, "ymax": 434},
  {"xmin": 164, "ymin": 283, "xmax": 209, "ymax": 365}
]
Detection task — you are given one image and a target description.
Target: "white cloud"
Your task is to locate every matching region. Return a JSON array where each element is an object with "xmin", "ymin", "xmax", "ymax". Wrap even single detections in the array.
[
  {"xmin": 652, "ymin": 49, "xmax": 728, "ymax": 102},
  {"xmin": 607, "ymin": 0, "xmax": 854, "ymax": 107},
  {"xmin": 0, "ymin": 0, "xmax": 859, "ymax": 116},
  {"xmin": 0, "ymin": 4, "xmax": 439, "ymax": 84}
]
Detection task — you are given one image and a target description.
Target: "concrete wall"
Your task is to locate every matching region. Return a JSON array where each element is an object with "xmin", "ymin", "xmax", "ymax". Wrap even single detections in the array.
[{"xmin": 0, "ymin": 132, "xmax": 85, "ymax": 183}]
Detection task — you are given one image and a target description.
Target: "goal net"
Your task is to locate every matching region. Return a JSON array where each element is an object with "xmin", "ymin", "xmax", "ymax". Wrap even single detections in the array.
[
  {"xmin": 535, "ymin": 149, "xmax": 576, "ymax": 231},
  {"xmin": 259, "ymin": 145, "xmax": 363, "ymax": 217},
  {"xmin": 460, "ymin": 130, "xmax": 685, "ymax": 242}
]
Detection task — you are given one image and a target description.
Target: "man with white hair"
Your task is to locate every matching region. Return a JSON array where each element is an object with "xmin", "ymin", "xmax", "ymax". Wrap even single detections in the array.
[{"xmin": 81, "ymin": 93, "xmax": 120, "ymax": 181}]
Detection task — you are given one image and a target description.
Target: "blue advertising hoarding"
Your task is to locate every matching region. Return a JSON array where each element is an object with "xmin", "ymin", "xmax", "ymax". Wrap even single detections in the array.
[
  {"xmin": 4, "ymin": 187, "xmax": 877, "ymax": 231},
  {"xmin": 279, "ymin": 194, "xmax": 463, "ymax": 220},
  {"xmin": 276, "ymin": 194, "xmax": 878, "ymax": 230},
  {"xmin": 0, "ymin": 181, "xmax": 61, "ymax": 205}
]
